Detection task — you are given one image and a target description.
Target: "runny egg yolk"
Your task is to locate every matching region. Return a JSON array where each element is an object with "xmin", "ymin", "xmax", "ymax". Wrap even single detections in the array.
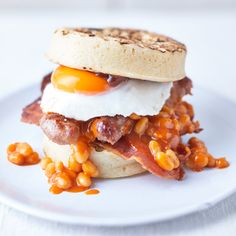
[{"xmin": 51, "ymin": 66, "xmax": 109, "ymax": 94}]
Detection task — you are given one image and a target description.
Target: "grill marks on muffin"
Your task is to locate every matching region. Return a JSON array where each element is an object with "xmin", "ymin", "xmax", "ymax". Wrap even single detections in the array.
[{"xmin": 56, "ymin": 27, "xmax": 186, "ymax": 53}]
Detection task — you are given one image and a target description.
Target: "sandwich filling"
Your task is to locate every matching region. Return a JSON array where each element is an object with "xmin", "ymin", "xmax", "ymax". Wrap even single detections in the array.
[{"xmin": 21, "ymin": 67, "xmax": 228, "ymax": 192}]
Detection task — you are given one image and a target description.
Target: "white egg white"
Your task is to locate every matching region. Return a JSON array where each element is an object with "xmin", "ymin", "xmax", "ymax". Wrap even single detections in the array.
[{"xmin": 41, "ymin": 79, "xmax": 172, "ymax": 121}]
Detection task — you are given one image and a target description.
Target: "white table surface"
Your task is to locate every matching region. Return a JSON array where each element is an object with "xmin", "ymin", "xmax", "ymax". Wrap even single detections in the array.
[{"xmin": 0, "ymin": 9, "xmax": 236, "ymax": 236}]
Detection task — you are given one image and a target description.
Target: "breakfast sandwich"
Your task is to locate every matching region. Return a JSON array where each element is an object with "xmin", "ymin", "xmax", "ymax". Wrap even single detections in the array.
[{"xmin": 20, "ymin": 27, "xmax": 228, "ymax": 194}]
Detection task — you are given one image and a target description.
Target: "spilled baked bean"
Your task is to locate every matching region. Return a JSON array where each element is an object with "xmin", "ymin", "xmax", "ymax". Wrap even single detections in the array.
[
  {"xmin": 7, "ymin": 142, "xmax": 40, "ymax": 166},
  {"xmin": 40, "ymin": 140, "xmax": 99, "ymax": 194}
]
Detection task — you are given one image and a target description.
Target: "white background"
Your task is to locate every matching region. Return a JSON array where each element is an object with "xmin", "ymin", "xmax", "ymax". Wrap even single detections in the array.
[
  {"xmin": 1, "ymin": 0, "xmax": 236, "ymax": 10},
  {"xmin": 1, "ymin": 3, "xmax": 236, "ymax": 236}
]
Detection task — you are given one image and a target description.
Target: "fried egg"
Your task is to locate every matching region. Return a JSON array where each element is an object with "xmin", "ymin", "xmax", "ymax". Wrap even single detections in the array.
[{"xmin": 41, "ymin": 78, "xmax": 172, "ymax": 121}]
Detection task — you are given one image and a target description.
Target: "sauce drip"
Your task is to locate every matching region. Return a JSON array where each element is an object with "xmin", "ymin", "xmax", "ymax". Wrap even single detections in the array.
[
  {"xmin": 85, "ymin": 189, "xmax": 100, "ymax": 195},
  {"xmin": 67, "ymin": 186, "xmax": 89, "ymax": 193}
]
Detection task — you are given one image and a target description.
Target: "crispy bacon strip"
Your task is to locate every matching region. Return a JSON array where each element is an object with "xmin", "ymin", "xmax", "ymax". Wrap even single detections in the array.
[
  {"xmin": 21, "ymin": 73, "xmax": 51, "ymax": 125},
  {"xmin": 21, "ymin": 98, "xmax": 42, "ymax": 125},
  {"xmin": 166, "ymin": 77, "xmax": 192, "ymax": 107},
  {"xmin": 99, "ymin": 133, "xmax": 184, "ymax": 180},
  {"xmin": 41, "ymin": 72, "xmax": 52, "ymax": 92}
]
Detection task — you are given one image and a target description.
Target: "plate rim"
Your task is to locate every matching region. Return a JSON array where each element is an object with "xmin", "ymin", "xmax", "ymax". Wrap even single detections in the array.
[{"xmin": 0, "ymin": 185, "xmax": 236, "ymax": 226}]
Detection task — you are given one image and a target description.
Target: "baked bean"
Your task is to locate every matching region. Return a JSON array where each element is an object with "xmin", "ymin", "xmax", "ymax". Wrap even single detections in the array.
[
  {"xmin": 134, "ymin": 117, "xmax": 149, "ymax": 136},
  {"xmin": 82, "ymin": 160, "xmax": 98, "ymax": 177},
  {"xmin": 186, "ymin": 152, "xmax": 208, "ymax": 171},
  {"xmin": 152, "ymin": 128, "xmax": 169, "ymax": 140},
  {"xmin": 155, "ymin": 152, "xmax": 175, "ymax": 171},
  {"xmin": 55, "ymin": 161, "xmax": 64, "ymax": 172},
  {"xmin": 7, "ymin": 143, "xmax": 17, "ymax": 154},
  {"xmin": 25, "ymin": 152, "xmax": 40, "ymax": 165},
  {"xmin": 49, "ymin": 185, "xmax": 63, "ymax": 194},
  {"xmin": 158, "ymin": 117, "xmax": 174, "ymax": 129},
  {"xmin": 76, "ymin": 172, "xmax": 92, "ymax": 187},
  {"xmin": 68, "ymin": 155, "xmax": 82, "ymax": 172},
  {"xmin": 7, "ymin": 142, "xmax": 40, "ymax": 166},
  {"xmin": 166, "ymin": 149, "xmax": 180, "ymax": 168},
  {"xmin": 71, "ymin": 141, "xmax": 90, "ymax": 164},
  {"xmin": 8, "ymin": 152, "xmax": 24, "ymax": 165},
  {"xmin": 40, "ymin": 157, "xmax": 52, "ymax": 170},
  {"xmin": 64, "ymin": 168, "xmax": 77, "ymax": 179},
  {"xmin": 149, "ymin": 140, "xmax": 161, "ymax": 156},
  {"xmin": 129, "ymin": 113, "xmax": 141, "ymax": 120},
  {"xmin": 54, "ymin": 172, "xmax": 72, "ymax": 189},
  {"xmin": 216, "ymin": 158, "xmax": 229, "ymax": 169},
  {"xmin": 45, "ymin": 163, "xmax": 56, "ymax": 178},
  {"xmin": 207, "ymin": 154, "xmax": 216, "ymax": 168},
  {"xmin": 16, "ymin": 142, "xmax": 33, "ymax": 156}
]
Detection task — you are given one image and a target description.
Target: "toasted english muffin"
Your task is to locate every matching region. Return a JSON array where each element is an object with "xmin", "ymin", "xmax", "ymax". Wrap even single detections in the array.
[
  {"xmin": 46, "ymin": 27, "xmax": 186, "ymax": 82},
  {"xmin": 43, "ymin": 135, "xmax": 146, "ymax": 178}
]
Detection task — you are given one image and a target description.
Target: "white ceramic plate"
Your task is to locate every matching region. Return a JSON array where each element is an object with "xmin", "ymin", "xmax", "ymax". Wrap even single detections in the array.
[{"xmin": 0, "ymin": 84, "xmax": 235, "ymax": 226}]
